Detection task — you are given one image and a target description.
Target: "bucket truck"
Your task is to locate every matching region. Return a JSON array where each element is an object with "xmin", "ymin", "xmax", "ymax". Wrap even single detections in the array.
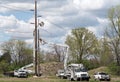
[{"xmin": 39, "ymin": 39, "xmax": 90, "ymax": 81}]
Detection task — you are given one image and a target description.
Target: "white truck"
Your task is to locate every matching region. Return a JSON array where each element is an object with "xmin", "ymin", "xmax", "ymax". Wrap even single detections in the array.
[
  {"xmin": 94, "ymin": 72, "xmax": 110, "ymax": 81},
  {"xmin": 53, "ymin": 43, "xmax": 90, "ymax": 81},
  {"xmin": 14, "ymin": 70, "xmax": 28, "ymax": 78},
  {"xmin": 65, "ymin": 64, "xmax": 90, "ymax": 81},
  {"xmin": 56, "ymin": 69, "xmax": 66, "ymax": 79},
  {"xmin": 14, "ymin": 63, "xmax": 34, "ymax": 78}
]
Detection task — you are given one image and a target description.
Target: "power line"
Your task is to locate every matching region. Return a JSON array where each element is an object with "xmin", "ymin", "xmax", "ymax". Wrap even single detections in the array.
[
  {"xmin": 0, "ymin": 1, "xmax": 67, "ymax": 42},
  {"xmin": 39, "ymin": 28, "xmax": 54, "ymax": 36},
  {"xmin": 41, "ymin": 17, "xmax": 66, "ymax": 31},
  {"xmin": 0, "ymin": 1, "xmax": 66, "ymax": 31},
  {"xmin": 0, "ymin": 3, "xmax": 33, "ymax": 14},
  {"xmin": 11, "ymin": 36, "xmax": 33, "ymax": 39},
  {"xmin": 0, "ymin": 28, "xmax": 54, "ymax": 38},
  {"xmin": 4, "ymin": 30, "xmax": 32, "ymax": 34},
  {"xmin": 0, "ymin": 1, "xmax": 32, "ymax": 11}
]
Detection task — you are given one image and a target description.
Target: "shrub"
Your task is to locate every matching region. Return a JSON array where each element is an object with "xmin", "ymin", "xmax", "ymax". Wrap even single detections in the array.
[
  {"xmin": 82, "ymin": 60, "xmax": 100, "ymax": 70},
  {"xmin": 109, "ymin": 63, "xmax": 120, "ymax": 76}
]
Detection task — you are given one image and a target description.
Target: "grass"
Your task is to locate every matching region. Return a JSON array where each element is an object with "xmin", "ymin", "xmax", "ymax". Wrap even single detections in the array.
[
  {"xmin": 0, "ymin": 66, "xmax": 120, "ymax": 82},
  {"xmin": 0, "ymin": 76, "xmax": 120, "ymax": 82}
]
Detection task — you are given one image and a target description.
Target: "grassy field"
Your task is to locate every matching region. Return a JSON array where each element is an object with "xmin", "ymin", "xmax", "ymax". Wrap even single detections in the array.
[
  {"xmin": 0, "ymin": 66, "xmax": 119, "ymax": 82},
  {"xmin": 0, "ymin": 76, "xmax": 120, "ymax": 82}
]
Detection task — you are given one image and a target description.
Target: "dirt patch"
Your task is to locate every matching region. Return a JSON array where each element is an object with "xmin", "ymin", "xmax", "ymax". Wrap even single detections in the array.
[{"xmin": 40, "ymin": 62, "xmax": 64, "ymax": 76}]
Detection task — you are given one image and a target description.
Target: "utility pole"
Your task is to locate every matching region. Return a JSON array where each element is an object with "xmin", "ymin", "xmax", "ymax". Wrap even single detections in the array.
[
  {"xmin": 34, "ymin": 0, "xmax": 38, "ymax": 76},
  {"xmin": 37, "ymin": 29, "xmax": 41, "ymax": 76}
]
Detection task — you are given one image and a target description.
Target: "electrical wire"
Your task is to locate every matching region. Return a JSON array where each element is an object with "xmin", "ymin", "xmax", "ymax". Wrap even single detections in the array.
[
  {"xmin": 0, "ymin": 1, "xmax": 33, "ymax": 15},
  {"xmin": 0, "ymin": 5, "xmax": 33, "ymax": 15},
  {"xmin": 0, "ymin": 1, "xmax": 66, "ymax": 31},
  {"xmin": 0, "ymin": 1, "xmax": 66, "ymax": 41},
  {"xmin": 41, "ymin": 17, "xmax": 66, "ymax": 31},
  {"xmin": 0, "ymin": 1, "xmax": 33, "ymax": 11},
  {"xmin": 39, "ymin": 28, "xmax": 54, "ymax": 36},
  {"xmin": 11, "ymin": 36, "xmax": 33, "ymax": 39},
  {"xmin": 5, "ymin": 29, "xmax": 32, "ymax": 34}
]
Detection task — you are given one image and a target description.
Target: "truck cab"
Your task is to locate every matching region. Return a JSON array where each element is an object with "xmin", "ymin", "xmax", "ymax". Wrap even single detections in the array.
[
  {"xmin": 73, "ymin": 68, "xmax": 90, "ymax": 81},
  {"xmin": 14, "ymin": 70, "xmax": 28, "ymax": 78},
  {"xmin": 66, "ymin": 64, "xmax": 90, "ymax": 81}
]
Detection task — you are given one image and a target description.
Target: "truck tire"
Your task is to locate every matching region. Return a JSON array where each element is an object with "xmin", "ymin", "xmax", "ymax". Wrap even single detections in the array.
[
  {"xmin": 60, "ymin": 76, "xmax": 63, "ymax": 79},
  {"xmin": 67, "ymin": 76, "xmax": 70, "ymax": 80},
  {"xmin": 107, "ymin": 79, "xmax": 110, "ymax": 81},
  {"xmin": 86, "ymin": 78, "xmax": 89, "ymax": 81},
  {"xmin": 67, "ymin": 76, "xmax": 73, "ymax": 81},
  {"xmin": 73, "ymin": 77, "xmax": 77, "ymax": 81}
]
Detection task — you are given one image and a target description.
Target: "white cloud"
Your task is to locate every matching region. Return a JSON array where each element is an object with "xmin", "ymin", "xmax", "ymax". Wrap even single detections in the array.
[
  {"xmin": 25, "ymin": 39, "xmax": 34, "ymax": 45},
  {"xmin": 0, "ymin": 7, "xmax": 10, "ymax": 13},
  {"xmin": 7, "ymin": 2, "xmax": 34, "ymax": 11},
  {"xmin": 0, "ymin": 15, "xmax": 17, "ymax": 29},
  {"xmin": 87, "ymin": 18, "xmax": 109, "ymax": 38},
  {"xmin": 0, "ymin": 15, "xmax": 34, "ymax": 41},
  {"xmin": 96, "ymin": 17, "xmax": 109, "ymax": 24},
  {"xmin": 0, "ymin": 0, "xmax": 120, "ymax": 44},
  {"xmin": 0, "ymin": 1, "xmax": 34, "ymax": 13},
  {"xmin": 73, "ymin": 0, "xmax": 104, "ymax": 10},
  {"xmin": 87, "ymin": 26, "xmax": 97, "ymax": 34}
]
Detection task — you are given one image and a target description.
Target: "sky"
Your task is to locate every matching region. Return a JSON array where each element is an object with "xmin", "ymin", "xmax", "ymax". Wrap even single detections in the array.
[{"xmin": 0, "ymin": 0, "xmax": 120, "ymax": 45}]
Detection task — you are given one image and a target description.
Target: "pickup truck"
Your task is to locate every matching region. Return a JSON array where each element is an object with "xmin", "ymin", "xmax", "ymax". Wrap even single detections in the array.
[
  {"xmin": 14, "ymin": 70, "xmax": 28, "ymax": 78},
  {"xmin": 94, "ymin": 72, "xmax": 110, "ymax": 81}
]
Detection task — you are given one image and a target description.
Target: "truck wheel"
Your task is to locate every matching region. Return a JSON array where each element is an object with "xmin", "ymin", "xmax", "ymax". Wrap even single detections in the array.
[
  {"xmin": 73, "ymin": 77, "xmax": 77, "ymax": 81},
  {"xmin": 17, "ymin": 76, "xmax": 20, "ymax": 78},
  {"xmin": 67, "ymin": 76, "xmax": 70, "ymax": 80},
  {"xmin": 86, "ymin": 79, "xmax": 89, "ymax": 81},
  {"xmin": 107, "ymin": 79, "xmax": 110, "ymax": 81},
  {"xmin": 77, "ymin": 78, "xmax": 80, "ymax": 81},
  {"xmin": 67, "ymin": 76, "xmax": 73, "ymax": 81},
  {"xmin": 60, "ymin": 76, "xmax": 62, "ymax": 79}
]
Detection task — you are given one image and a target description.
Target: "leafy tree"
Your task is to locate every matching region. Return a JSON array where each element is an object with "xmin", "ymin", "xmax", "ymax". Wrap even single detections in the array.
[
  {"xmin": 0, "ymin": 52, "xmax": 11, "ymax": 64},
  {"xmin": 0, "ymin": 60, "xmax": 10, "ymax": 73},
  {"xmin": 109, "ymin": 62, "xmax": 120, "ymax": 75},
  {"xmin": 44, "ymin": 52, "xmax": 57, "ymax": 62},
  {"xmin": 105, "ymin": 5, "xmax": 120, "ymax": 66},
  {"xmin": 1, "ymin": 39, "xmax": 33, "ymax": 69},
  {"xmin": 98, "ymin": 37, "xmax": 114, "ymax": 66},
  {"xmin": 0, "ymin": 52, "xmax": 11, "ymax": 72},
  {"xmin": 38, "ymin": 50, "xmax": 45, "ymax": 63},
  {"xmin": 52, "ymin": 45, "xmax": 67, "ymax": 62},
  {"xmin": 65, "ymin": 28, "xmax": 98, "ymax": 63}
]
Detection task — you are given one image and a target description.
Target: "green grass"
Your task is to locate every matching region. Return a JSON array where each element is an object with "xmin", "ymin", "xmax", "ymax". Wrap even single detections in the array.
[
  {"xmin": 0, "ymin": 77, "xmax": 120, "ymax": 82},
  {"xmin": 0, "ymin": 66, "xmax": 120, "ymax": 82}
]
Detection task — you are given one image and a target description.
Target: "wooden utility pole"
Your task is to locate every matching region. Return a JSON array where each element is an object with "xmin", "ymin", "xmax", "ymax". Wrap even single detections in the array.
[
  {"xmin": 34, "ymin": 0, "xmax": 38, "ymax": 76},
  {"xmin": 37, "ymin": 29, "xmax": 41, "ymax": 76}
]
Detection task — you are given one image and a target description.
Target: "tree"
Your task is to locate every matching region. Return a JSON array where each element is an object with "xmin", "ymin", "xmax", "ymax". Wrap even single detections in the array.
[
  {"xmin": 0, "ymin": 60, "xmax": 10, "ymax": 72},
  {"xmin": 105, "ymin": 5, "xmax": 120, "ymax": 66},
  {"xmin": 0, "ymin": 52, "xmax": 11, "ymax": 72},
  {"xmin": 0, "ymin": 52, "xmax": 11, "ymax": 64},
  {"xmin": 44, "ymin": 51, "xmax": 57, "ymax": 62},
  {"xmin": 52, "ymin": 44, "xmax": 67, "ymax": 62},
  {"xmin": 1, "ymin": 39, "xmax": 33, "ymax": 68},
  {"xmin": 65, "ymin": 28, "xmax": 98, "ymax": 63},
  {"xmin": 98, "ymin": 37, "xmax": 114, "ymax": 66}
]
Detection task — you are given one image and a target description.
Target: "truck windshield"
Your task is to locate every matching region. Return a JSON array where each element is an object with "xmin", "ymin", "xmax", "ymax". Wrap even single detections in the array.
[
  {"xmin": 75, "ymin": 68, "xmax": 86, "ymax": 72},
  {"xmin": 99, "ymin": 73, "xmax": 107, "ymax": 75}
]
